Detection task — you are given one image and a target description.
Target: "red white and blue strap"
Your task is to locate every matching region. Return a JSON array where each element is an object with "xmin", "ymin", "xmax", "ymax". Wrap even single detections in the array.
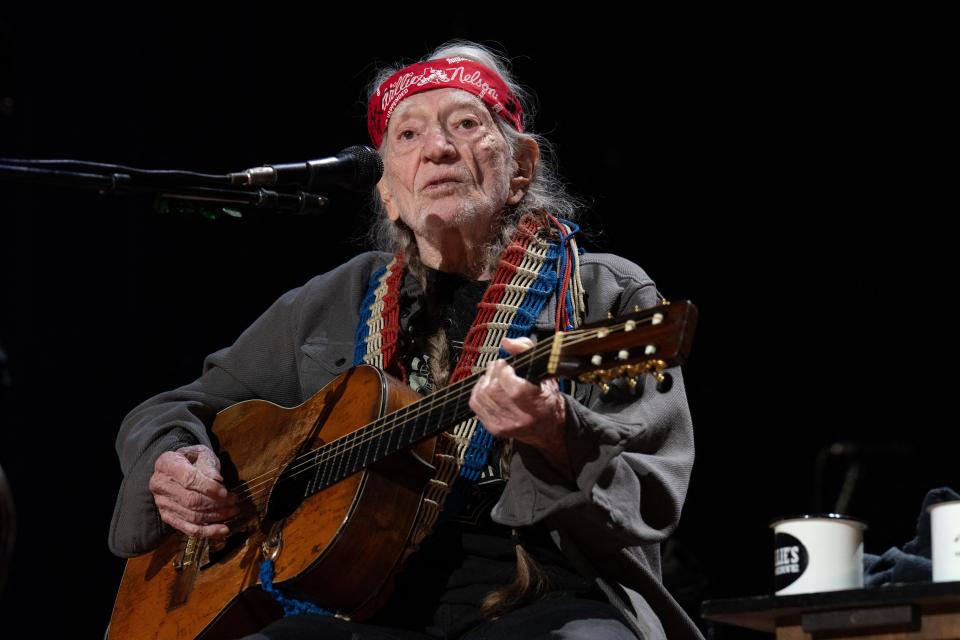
[
  {"xmin": 351, "ymin": 213, "xmax": 583, "ymax": 563},
  {"xmin": 447, "ymin": 215, "xmax": 563, "ymax": 479},
  {"xmin": 353, "ymin": 253, "xmax": 405, "ymax": 377}
]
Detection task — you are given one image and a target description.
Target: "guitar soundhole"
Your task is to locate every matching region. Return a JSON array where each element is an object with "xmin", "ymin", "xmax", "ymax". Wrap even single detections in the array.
[{"xmin": 265, "ymin": 462, "xmax": 311, "ymax": 522}]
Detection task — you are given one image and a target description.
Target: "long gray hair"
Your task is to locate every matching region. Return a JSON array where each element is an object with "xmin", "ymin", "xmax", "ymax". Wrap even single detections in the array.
[{"xmin": 364, "ymin": 40, "xmax": 582, "ymax": 277}]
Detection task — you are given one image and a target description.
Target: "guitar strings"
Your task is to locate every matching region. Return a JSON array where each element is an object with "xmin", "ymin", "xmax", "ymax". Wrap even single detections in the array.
[
  {"xmin": 222, "ymin": 323, "xmax": 602, "ymax": 504},
  {"xmin": 221, "ymin": 339, "xmax": 551, "ymax": 506},
  {"xmin": 220, "ymin": 315, "xmax": 674, "ymax": 529},
  {"xmin": 217, "ymin": 341, "xmax": 550, "ymax": 527},
  {"xmin": 259, "ymin": 313, "xmax": 669, "ymax": 490},
  {"xmin": 221, "ymin": 316, "xmax": 663, "ymax": 519},
  {"xmin": 219, "ymin": 317, "xmax": 661, "ymax": 519},
  {"xmin": 217, "ymin": 315, "xmax": 668, "ymax": 518}
]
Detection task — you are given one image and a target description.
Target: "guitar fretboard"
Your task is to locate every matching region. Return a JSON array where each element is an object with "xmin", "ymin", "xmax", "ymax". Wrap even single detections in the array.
[{"xmin": 300, "ymin": 341, "xmax": 551, "ymax": 495}]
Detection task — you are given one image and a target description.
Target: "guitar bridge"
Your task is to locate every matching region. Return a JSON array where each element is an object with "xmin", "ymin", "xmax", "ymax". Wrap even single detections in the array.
[
  {"xmin": 169, "ymin": 535, "xmax": 207, "ymax": 609},
  {"xmin": 173, "ymin": 535, "xmax": 196, "ymax": 570},
  {"xmin": 173, "ymin": 535, "xmax": 212, "ymax": 571}
]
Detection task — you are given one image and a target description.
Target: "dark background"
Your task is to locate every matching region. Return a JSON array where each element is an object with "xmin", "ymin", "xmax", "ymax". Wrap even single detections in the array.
[{"xmin": 0, "ymin": 3, "xmax": 957, "ymax": 637}]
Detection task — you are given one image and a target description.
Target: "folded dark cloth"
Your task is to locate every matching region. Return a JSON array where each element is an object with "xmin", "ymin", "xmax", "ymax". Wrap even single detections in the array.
[{"xmin": 863, "ymin": 486, "xmax": 959, "ymax": 586}]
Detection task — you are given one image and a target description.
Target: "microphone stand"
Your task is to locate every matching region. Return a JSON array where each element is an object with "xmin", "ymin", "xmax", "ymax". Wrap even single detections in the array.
[{"xmin": 0, "ymin": 161, "xmax": 330, "ymax": 215}]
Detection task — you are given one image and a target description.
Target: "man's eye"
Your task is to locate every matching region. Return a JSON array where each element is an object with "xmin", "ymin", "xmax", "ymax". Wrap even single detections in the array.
[
  {"xmin": 399, "ymin": 130, "xmax": 416, "ymax": 141},
  {"xmin": 458, "ymin": 118, "xmax": 478, "ymax": 130}
]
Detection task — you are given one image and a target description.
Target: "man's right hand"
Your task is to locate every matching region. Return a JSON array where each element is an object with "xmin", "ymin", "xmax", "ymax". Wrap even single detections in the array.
[{"xmin": 149, "ymin": 444, "xmax": 239, "ymax": 539}]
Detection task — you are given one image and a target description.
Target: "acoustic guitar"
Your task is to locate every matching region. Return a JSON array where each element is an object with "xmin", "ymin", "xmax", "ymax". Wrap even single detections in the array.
[{"xmin": 108, "ymin": 300, "xmax": 698, "ymax": 639}]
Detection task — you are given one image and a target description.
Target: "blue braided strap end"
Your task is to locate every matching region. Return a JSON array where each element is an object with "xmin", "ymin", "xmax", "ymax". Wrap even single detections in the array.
[{"xmin": 259, "ymin": 559, "xmax": 333, "ymax": 618}]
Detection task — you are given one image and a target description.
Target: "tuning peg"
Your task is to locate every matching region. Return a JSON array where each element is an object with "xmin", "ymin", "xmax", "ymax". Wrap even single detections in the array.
[
  {"xmin": 607, "ymin": 311, "xmax": 614, "ymax": 320},
  {"xmin": 599, "ymin": 382, "xmax": 611, "ymax": 396},
  {"xmin": 653, "ymin": 371, "xmax": 673, "ymax": 393},
  {"xmin": 627, "ymin": 375, "xmax": 646, "ymax": 398}
]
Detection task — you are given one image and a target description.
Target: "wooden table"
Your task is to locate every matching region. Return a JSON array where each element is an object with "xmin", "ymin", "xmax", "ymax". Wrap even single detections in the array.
[{"xmin": 702, "ymin": 581, "xmax": 960, "ymax": 639}]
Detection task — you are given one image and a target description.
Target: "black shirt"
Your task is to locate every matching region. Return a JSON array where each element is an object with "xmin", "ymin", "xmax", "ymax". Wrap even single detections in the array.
[{"xmin": 369, "ymin": 266, "xmax": 596, "ymax": 637}]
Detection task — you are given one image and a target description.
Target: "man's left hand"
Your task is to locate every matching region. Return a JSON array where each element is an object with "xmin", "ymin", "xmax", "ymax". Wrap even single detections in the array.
[{"xmin": 469, "ymin": 337, "xmax": 573, "ymax": 479}]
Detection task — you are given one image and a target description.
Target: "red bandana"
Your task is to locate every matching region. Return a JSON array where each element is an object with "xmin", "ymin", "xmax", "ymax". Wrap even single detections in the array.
[{"xmin": 367, "ymin": 57, "xmax": 524, "ymax": 148}]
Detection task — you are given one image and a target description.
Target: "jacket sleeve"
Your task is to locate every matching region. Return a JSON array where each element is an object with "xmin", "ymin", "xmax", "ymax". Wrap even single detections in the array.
[
  {"xmin": 109, "ymin": 252, "xmax": 383, "ymax": 557},
  {"xmin": 109, "ymin": 285, "xmax": 305, "ymax": 557},
  {"xmin": 491, "ymin": 257, "xmax": 695, "ymax": 548}
]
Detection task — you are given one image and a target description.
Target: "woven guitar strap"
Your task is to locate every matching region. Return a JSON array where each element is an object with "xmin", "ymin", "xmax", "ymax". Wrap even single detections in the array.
[{"xmin": 353, "ymin": 211, "xmax": 585, "ymax": 552}]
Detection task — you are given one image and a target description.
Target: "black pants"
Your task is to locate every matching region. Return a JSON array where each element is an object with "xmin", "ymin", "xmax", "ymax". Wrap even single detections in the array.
[{"xmin": 241, "ymin": 593, "xmax": 636, "ymax": 639}]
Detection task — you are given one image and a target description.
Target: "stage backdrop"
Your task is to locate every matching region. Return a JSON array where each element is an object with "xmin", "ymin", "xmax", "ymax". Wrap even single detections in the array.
[{"xmin": 0, "ymin": 3, "xmax": 956, "ymax": 637}]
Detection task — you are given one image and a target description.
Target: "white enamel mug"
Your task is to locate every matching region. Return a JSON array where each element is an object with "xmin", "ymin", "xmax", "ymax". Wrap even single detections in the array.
[
  {"xmin": 771, "ymin": 514, "xmax": 867, "ymax": 595},
  {"xmin": 928, "ymin": 500, "xmax": 960, "ymax": 582}
]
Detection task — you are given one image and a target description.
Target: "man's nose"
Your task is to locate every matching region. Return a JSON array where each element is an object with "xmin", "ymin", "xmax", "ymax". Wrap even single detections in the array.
[{"xmin": 421, "ymin": 125, "xmax": 457, "ymax": 162}]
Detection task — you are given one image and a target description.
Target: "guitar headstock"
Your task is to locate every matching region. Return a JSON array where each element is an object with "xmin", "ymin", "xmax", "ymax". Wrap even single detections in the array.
[{"xmin": 547, "ymin": 300, "xmax": 698, "ymax": 393}]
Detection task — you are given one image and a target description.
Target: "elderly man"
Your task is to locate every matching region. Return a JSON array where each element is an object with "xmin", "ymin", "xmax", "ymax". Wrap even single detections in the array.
[{"xmin": 110, "ymin": 42, "xmax": 701, "ymax": 640}]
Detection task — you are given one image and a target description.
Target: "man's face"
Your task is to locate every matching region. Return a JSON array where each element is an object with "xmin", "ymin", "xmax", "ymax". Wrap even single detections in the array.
[{"xmin": 376, "ymin": 88, "xmax": 520, "ymax": 239}]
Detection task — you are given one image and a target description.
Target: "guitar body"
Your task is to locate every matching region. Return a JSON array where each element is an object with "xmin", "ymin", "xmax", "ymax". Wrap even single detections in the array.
[{"xmin": 109, "ymin": 365, "xmax": 436, "ymax": 640}]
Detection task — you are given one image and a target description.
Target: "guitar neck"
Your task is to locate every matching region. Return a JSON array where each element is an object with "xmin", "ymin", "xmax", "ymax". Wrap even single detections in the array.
[{"xmin": 302, "ymin": 341, "xmax": 554, "ymax": 494}]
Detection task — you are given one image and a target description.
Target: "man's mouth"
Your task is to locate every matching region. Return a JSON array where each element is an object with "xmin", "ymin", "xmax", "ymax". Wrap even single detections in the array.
[{"xmin": 422, "ymin": 177, "xmax": 462, "ymax": 191}]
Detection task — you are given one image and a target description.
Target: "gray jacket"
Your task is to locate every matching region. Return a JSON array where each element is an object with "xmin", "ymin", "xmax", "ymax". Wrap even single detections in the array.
[{"xmin": 110, "ymin": 251, "xmax": 702, "ymax": 640}]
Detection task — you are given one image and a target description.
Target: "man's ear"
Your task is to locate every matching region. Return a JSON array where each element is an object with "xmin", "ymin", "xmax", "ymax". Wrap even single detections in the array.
[
  {"xmin": 377, "ymin": 179, "xmax": 401, "ymax": 222},
  {"xmin": 507, "ymin": 135, "xmax": 540, "ymax": 205}
]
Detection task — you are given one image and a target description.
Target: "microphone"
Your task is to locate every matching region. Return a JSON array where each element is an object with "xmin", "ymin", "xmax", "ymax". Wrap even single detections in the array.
[{"xmin": 228, "ymin": 145, "xmax": 383, "ymax": 192}]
